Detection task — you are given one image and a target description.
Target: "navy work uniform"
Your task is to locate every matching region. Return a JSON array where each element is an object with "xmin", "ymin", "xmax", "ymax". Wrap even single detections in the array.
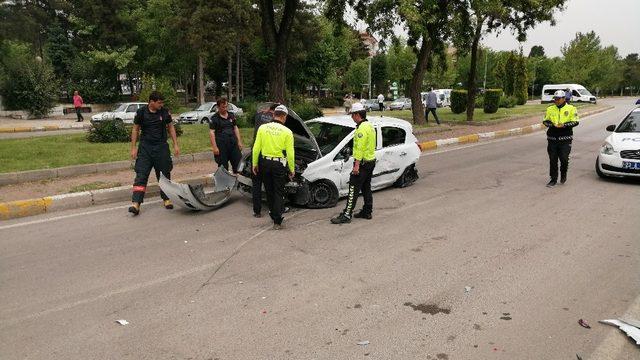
[
  {"xmin": 210, "ymin": 112, "xmax": 242, "ymax": 172},
  {"xmin": 131, "ymin": 105, "xmax": 173, "ymax": 204}
]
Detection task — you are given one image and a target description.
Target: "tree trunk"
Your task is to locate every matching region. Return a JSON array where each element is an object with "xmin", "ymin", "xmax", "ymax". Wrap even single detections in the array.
[
  {"xmin": 466, "ymin": 19, "xmax": 484, "ymax": 121},
  {"xmin": 197, "ymin": 54, "xmax": 205, "ymax": 104},
  {"xmin": 409, "ymin": 37, "xmax": 432, "ymax": 125},
  {"xmin": 227, "ymin": 52, "xmax": 233, "ymax": 101},
  {"xmin": 236, "ymin": 42, "xmax": 241, "ymax": 102},
  {"xmin": 183, "ymin": 74, "xmax": 189, "ymax": 105}
]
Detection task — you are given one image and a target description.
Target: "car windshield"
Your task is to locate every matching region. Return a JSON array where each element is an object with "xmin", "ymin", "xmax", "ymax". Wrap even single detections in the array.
[
  {"xmin": 195, "ymin": 103, "xmax": 213, "ymax": 111},
  {"xmin": 307, "ymin": 121, "xmax": 353, "ymax": 155},
  {"xmin": 577, "ymin": 89, "xmax": 592, "ymax": 96},
  {"xmin": 616, "ymin": 112, "xmax": 640, "ymax": 133},
  {"xmin": 112, "ymin": 103, "xmax": 127, "ymax": 112}
]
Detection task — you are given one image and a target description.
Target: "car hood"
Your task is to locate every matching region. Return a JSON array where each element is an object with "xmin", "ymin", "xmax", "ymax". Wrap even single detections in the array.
[
  {"xmin": 91, "ymin": 112, "xmax": 112, "ymax": 119},
  {"xmin": 179, "ymin": 111, "xmax": 203, "ymax": 118},
  {"xmin": 608, "ymin": 132, "xmax": 640, "ymax": 150}
]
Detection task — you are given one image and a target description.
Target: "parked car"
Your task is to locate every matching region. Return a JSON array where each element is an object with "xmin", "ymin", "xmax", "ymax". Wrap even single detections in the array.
[
  {"xmin": 389, "ymin": 97, "xmax": 412, "ymax": 110},
  {"xmin": 541, "ymin": 84, "xmax": 597, "ymax": 104},
  {"xmin": 363, "ymin": 99, "xmax": 381, "ymax": 111},
  {"xmin": 236, "ymin": 110, "xmax": 421, "ymax": 208},
  {"xmin": 178, "ymin": 102, "xmax": 244, "ymax": 124},
  {"xmin": 596, "ymin": 107, "xmax": 640, "ymax": 178},
  {"xmin": 91, "ymin": 102, "xmax": 147, "ymax": 124}
]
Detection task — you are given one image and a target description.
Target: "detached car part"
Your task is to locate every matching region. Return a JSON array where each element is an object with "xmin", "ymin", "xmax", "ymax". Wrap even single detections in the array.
[{"xmin": 159, "ymin": 167, "xmax": 237, "ymax": 211}]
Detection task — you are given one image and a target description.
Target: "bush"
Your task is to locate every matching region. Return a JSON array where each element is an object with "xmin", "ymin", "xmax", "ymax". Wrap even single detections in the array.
[
  {"xmin": 450, "ymin": 90, "xmax": 468, "ymax": 114},
  {"xmin": 483, "ymin": 89, "xmax": 503, "ymax": 114},
  {"xmin": 317, "ymin": 97, "xmax": 340, "ymax": 108},
  {"xmin": 499, "ymin": 95, "xmax": 517, "ymax": 108},
  {"xmin": 474, "ymin": 96, "xmax": 484, "ymax": 109},
  {"xmin": 0, "ymin": 41, "xmax": 58, "ymax": 117},
  {"xmin": 173, "ymin": 122, "xmax": 183, "ymax": 137},
  {"xmin": 87, "ymin": 120, "xmax": 130, "ymax": 143},
  {"xmin": 291, "ymin": 102, "xmax": 323, "ymax": 121},
  {"xmin": 235, "ymin": 100, "xmax": 258, "ymax": 127},
  {"xmin": 139, "ymin": 74, "xmax": 179, "ymax": 112}
]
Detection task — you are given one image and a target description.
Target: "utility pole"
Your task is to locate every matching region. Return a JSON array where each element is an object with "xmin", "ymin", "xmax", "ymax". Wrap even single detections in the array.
[{"xmin": 368, "ymin": 56, "xmax": 372, "ymax": 99}]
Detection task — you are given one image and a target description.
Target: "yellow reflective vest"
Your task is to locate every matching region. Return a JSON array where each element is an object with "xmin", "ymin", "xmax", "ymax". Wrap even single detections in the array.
[
  {"xmin": 252, "ymin": 122, "xmax": 295, "ymax": 173},
  {"xmin": 353, "ymin": 120, "xmax": 376, "ymax": 161}
]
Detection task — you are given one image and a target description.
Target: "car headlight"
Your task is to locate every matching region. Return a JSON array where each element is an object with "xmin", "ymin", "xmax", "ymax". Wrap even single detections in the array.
[{"xmin": 600, "ymin": 142, "xmax": 615, "ymax": 155}]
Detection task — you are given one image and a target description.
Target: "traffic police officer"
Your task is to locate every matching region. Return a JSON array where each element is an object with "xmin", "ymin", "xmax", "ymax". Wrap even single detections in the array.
[
  {"xmin": 129, "ymin": 91, "xmax": 180, "ymax": 215},
  {"xmin": 251, "ymin": 103, "xmax": 278, "ymax": 217},
  {"xmin": 543, "ymin": 90, "xmax": 579, "ymax": 187},
  {"xmin": 331, "ymin": 102, "xmax": 376, "ymax": 224},
  {"xmin": 209, "ymin": 98, "xmax": 244, "ymax": 174},
  {"xmin": 251, "ymin": 105, "xmax": 295, "ymax": 230}
]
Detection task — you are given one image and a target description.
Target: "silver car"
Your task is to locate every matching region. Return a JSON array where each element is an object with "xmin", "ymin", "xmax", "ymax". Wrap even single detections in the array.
[
  {"xmin": 178, "ymin": 102, "xmax": 244, "ymax": 124},
  {"xmin": 389, "ymin": 97, "xmax": 412, "ymax": 110}
]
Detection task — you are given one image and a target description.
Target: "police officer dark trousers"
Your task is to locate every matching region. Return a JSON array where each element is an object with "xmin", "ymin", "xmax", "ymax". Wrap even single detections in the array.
[
  {"xmin": 252, "ymin": 105, "xmax": 295, "ymax": 230},
  {"xmin": 543, "ymin": 90, "xmax": 579, "ymax": 187},
  {"xmin": 209, "ymin": 98, "xmax": 244, "ymax": 174},
  {"xmin": 129, "ymin": 91, "xmax": 180, "ymax": 215},
  {"xmin": 331, "ymin": 102, "xmax": 377, "ymax": 224}
]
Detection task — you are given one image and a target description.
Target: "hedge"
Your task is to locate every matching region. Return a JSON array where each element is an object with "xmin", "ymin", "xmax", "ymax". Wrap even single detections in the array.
[
  {"xmin": 450, "ymin": 90, "xmax": 468, "ymax": 114},
  {"xmin": 483, "ymin": 89, "xmax": 503, "ymax": 114}
]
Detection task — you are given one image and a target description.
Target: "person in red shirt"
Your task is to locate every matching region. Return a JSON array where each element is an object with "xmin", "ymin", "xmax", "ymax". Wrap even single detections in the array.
[{"xmin": 72, "ymin": 90, "xmax": 84, "ymax": 122}]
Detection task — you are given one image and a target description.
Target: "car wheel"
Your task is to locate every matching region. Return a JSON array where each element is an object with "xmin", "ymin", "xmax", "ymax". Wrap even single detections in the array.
[
  {"xmin": 308, "ymin": 180, "xmax": 339, "ymax": 208},
  {"xmin": 595, "ymin": 158, "xmax": 608, "ymax": 179},
  {"xmin": 200, "ymin": 117, "xmax": 209, "ymax": 124},
  {"xmin": 394, "ymin": 164, "xmax": 419, "ymax": 188}
]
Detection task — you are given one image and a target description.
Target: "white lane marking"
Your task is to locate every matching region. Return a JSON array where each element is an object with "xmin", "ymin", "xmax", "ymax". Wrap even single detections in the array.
[
  {"xmin": 1, "ymin": 209, "xmax": 309, "ymax": 326},
  {"xmin": 0, "ymin": 200, "xmax": 162, "ymax": 231}
]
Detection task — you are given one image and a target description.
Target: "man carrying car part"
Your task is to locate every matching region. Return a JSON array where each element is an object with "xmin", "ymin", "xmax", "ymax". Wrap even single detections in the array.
[
  {"xmin": 543, "ymin": 89, "xmax": 579, "ymax": 187},
  {"xmin": 210, "ymin": 97, "xmax": 244, "ymax": 174},
  {"xmin": 251, "ymin": 103, "xmax": 279, "ymax": 217},
  {"xmin": 331, "ymin": 102, "xmax": 376, "ymax": 224},
  {"xmin": 129, "ymin": 91, "xmax": 180, "ymax": 216},
  {"xmin": 252, "ymin": 104, "xmax": 295, "ymax": 230}
]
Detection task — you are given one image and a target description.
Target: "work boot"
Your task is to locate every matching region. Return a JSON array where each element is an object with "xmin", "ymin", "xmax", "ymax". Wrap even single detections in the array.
[
  {"xmin": 353, "ymin": 210, "xmax": 372, "ymax": 220},
  {"xmin": 163, "ymin": 200, "xmax": 174, "ymax": 209},
  {"xmin": 331, "ymin": 214, "xmax": 351, "ymax": 224},
  {"xmin": 560, "ymin": 174, "xmax": 567, "ymax": 184},
  {"xmin": 546, "ymin": 179, "xmax": 557, "ymax": 188},
  {"xmin": 128, "ymin": 202, "xmax": 140, "ymax": 216},
  {"xmin": 273, "ymin": 223, "xmax": 283, "ymax": 230},
  {"xmin": 253, "ymin": 212, "xmax": 262, "ymax": 218}
]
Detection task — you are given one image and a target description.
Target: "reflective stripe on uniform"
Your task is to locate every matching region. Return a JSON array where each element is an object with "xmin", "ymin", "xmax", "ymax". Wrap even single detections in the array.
[{"xmin": 133, "ymin": 185, "xmax": 146, "ymax": 192}]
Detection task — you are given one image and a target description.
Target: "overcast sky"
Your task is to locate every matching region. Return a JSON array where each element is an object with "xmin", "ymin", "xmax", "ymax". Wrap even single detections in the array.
[{"xmin": 482, "ymin": 0, "xmax": 640, "ymax": 57}]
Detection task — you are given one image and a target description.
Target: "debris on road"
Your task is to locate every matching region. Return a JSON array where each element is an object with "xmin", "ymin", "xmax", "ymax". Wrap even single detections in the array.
[
  {"xmin": 599, "ymin": 319, "xmax": 640, "ymax": 345},
  {"xmin": 578, "ymin": 319, "xmax": 591, "ymax": 329},
  {"xmin": 357, "ymin": 340, "xmax": 370, "ymax": 346},
  {"xmin": 115, "ymin": 320, "xmax": 129, "ymax": 325},
  {"xmin": 464, "ymin": 286, "xmax": 472, "ymax": 293}
]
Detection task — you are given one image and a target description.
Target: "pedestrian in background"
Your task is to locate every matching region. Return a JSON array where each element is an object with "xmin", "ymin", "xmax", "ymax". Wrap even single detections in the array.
[
  {"xmin": 543, "ymin": 90, "xmax": 579, "ymax": 187},
  {"xmin": 73, "ymin": 90, "xmax": 84, "ymax": 122},
  {"xmin": 565, "ymin": 88, "xmax": 572, "ymax": 103},
  {"xmin": 251, "ymin": 103, "xmax": 278, "ymax": 217},
  {"xmin": 343, "ymin": 94, "xmax": 353, "ymax": 113},
  {"xmin": 425, "ymin": 87, "xmax": 441, "ymax": 125},
  {"xmin": 129, "ymin": 91, "xmax": 180, "ymax": 215},
  {"xmin": 377, "ymin": 93, "xmax": 385, "ymax": 111},
  {"xmin": 209, "ymin": 98, "xmax": 244, "ymax": 174},
  {"xmin": 252, "ymin": 105, "xmax": 295, "ymax": 230}
]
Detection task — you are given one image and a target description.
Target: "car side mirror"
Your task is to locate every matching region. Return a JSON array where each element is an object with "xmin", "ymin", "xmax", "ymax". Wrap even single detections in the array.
[{"xmin": 606, "ymin": 125, "xmax": 616, "ymax": 132}]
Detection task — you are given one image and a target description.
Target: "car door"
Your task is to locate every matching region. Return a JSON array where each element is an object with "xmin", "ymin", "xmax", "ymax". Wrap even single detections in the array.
[
  {"xmin": 372, "ymin": 126, "xmax": 409, "ymax": 188},
  {"xmin": 123, "ymin": 104, "xmax": 138, "ymax": 123}
]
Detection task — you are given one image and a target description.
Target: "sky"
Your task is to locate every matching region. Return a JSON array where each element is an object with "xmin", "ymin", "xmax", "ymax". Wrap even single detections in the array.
[
  {"xmin": 482, "ymin": 0, "xmax": 640, "ymax": 57},
  {"xmin": 348, "ymin": 0, "xmax": 640, "ymax": 58}
]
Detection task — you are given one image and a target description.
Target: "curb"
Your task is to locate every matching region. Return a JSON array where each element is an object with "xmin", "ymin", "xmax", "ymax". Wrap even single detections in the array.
[
  {"xmin": 417, "ymin": 106, "xmax": 612, "ymax": 152},
  {"xmin": 0, "ymin": 123, "xmax": 91, "ymax": 133},
  {"xmin": 0, "ymin": 175, "xmax": 214, "ymax": 221}
]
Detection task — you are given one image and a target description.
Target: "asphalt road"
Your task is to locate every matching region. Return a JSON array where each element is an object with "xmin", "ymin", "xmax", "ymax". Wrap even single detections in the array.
[{"xmin": 1, "ymin": 98, "xmax": 638, "ymax": 359}]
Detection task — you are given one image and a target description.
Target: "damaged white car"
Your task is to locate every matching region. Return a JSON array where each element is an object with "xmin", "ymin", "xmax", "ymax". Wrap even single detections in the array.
[{"xmin": 236, "ymin": 109, "xmax": 421, "ymax": 208}]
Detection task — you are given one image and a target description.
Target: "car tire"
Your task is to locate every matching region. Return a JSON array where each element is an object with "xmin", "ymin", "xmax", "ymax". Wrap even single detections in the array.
[
  {"xmin": 394, "ymin": 164, "xmax": 419, "ymax": 188},
  {"xmin": 595, "ymin": 158, "xmax": 608, "ymax": 179},
  {"xmin": 201, "ymin": 117, "xmax": 209, "ymax": 124},
  {"xmin": 308, "ymin": 180, "xmax": 339, "ymax": 208}
]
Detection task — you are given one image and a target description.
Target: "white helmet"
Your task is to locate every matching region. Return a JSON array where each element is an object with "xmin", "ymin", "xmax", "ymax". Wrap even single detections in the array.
[
  {"xmin": 553, "ymin": 90, "xmax": 566, "ymax": 98},
  {"xmin": 350, "ymin": 102, "xmax": 366, "ymax": 113},
  {"xmin": 274, "ymin": 104, "xmax": 288, "ymax": 115}
]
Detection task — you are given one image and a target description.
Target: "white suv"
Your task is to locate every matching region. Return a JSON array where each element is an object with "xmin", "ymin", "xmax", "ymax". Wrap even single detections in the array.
[{"xmin": 91, "ymin": 102, "xmax": 147, "ymax": 124}]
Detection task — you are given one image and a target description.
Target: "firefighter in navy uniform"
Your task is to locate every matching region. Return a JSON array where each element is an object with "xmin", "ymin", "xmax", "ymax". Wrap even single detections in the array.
[
  {"xmin": 251, "ymin": 105, "xmax": 295, "ymax": 230},
  {"xmin": 129, "ymin": 91, "xmax": 180, "ymax": 215},
  {"xmin": 331, "ymin": 102, "xmax": 376, "ymax": 224},
  {"xmin": 543, "ymin": 90, "xmax": 580, "ymax": 187},
  {"xmin": 209, "ymin": 98, "xmax": 244, "ymax": 174},
  {"xmin": 251, "ymin": 103, "xmax": 278, "ymax": 217}
]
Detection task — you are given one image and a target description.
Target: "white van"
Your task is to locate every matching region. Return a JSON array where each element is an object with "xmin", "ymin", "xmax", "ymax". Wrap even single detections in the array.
[
  {"xmin": 541, "ymin": 84, "xmax": 597, "ymax": 104},
  {"xmin": 421, "ymin": 89, "xmax": 452, "ymax": 108}
]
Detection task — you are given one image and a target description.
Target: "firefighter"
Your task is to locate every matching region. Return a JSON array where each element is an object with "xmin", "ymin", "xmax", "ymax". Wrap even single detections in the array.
[
  {"xmin": 331, "ymin": 102, "xmax": 376, "ymax": 224},
  {"xmin": 251, "ymin": 105, "xmax": 295, "ymax": 230},
  {"xmin": 129, "ymin": 91, "xmax": 180, "ymax": 215},
  {"xmin": 209, "ymin": 98, "xmax": 244, "ymax": 174},
  {"xmin": 543, "ymin": 90, "xmax": 580, "ymax": 187}
]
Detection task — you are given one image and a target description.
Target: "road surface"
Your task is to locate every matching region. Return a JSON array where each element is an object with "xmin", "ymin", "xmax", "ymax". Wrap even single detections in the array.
[{"xmin": 1, "ymin": 98, "xmax": 638, "ymax": 359}]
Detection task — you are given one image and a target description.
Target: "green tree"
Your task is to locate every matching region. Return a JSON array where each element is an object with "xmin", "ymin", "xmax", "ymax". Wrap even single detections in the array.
[
  {"xmin": 528, "ymin": 45, "xmax": 545, "ymax": 58},
  {"xmin": 513, "ymin": 50, "xmax": 528, "ymax": 105},
  {"xmin": 371, "ymin": 53, "xmax": 388, "ymax": 95},
  {"xmin": 386, "ymin": 39, "xmax": 416, "ymax": 96},
  {"xmin": 621, "ymin": 54, "xmax": 640, "ymax": 96},
  {"xmin": 344, "ymin": 58, "xmax": 369, "ymax": 95}
]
